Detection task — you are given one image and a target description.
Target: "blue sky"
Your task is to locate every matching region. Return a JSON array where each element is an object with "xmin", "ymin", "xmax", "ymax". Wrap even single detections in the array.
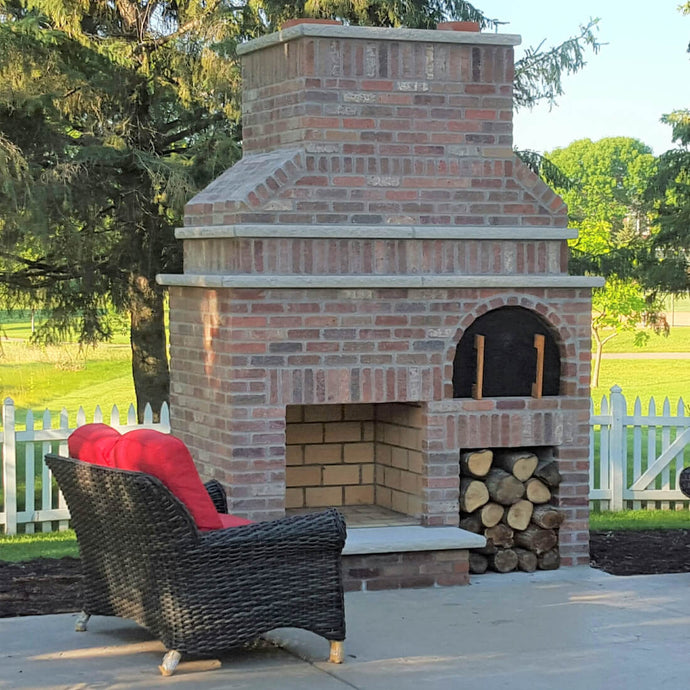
[{"xmin": 477, "ymin": 1, "xmax": 690, "ymax": 155}]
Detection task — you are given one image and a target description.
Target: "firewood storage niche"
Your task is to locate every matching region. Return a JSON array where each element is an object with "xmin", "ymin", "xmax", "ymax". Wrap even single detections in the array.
[{"xmin": 453, "ymin": 307, "xmax": 561, "ymax": 399}]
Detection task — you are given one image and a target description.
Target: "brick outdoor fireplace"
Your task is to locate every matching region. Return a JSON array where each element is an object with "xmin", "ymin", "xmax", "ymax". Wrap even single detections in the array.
[{"xmin": 158, "ymin": 20, "xmax": 602, "ymax": 586}]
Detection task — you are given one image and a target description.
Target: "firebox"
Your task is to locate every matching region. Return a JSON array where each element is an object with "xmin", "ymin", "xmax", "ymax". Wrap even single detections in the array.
[{"xmin": 158, "ymin": 20, "xmax": 603, "ymax": 568}]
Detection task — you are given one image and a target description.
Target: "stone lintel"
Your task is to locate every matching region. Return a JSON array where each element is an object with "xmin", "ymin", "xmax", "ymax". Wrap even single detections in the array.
[
  {"xmin": 175, "ymin": 224, "xmax": 579, "ymax": 241},
  {"xmin": 157, "ymin": 273, "xmax": 605, "ymax": 289}
]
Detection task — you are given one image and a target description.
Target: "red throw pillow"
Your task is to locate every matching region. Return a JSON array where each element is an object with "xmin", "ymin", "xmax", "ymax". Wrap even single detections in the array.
[
  {"xmin": 110, "ymin": 429, "xmax": 223, "ymax": 531},
  {"xmin": 218, "ymin": 513, "xmax": 253, "ymax": 529},
  {"xmin": 68, "ymin": 424, "xmax": 121, "ymax": 467}
]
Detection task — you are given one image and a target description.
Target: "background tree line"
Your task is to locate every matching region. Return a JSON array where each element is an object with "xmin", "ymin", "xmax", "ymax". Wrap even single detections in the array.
[{"xmin": 0, "ymin": 0, "xmax": 686, "ymax": 417}]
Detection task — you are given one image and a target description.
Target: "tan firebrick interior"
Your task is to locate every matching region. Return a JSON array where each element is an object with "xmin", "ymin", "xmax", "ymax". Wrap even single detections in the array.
[{"xmin": 285, "ymin": 402, "xmax": 425, "ymax": 520}]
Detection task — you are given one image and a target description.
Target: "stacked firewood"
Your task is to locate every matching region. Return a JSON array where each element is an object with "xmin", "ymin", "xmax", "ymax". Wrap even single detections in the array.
[{"xmin": 458, "ymin": 448, "xmax": 564, "ymax": 574}]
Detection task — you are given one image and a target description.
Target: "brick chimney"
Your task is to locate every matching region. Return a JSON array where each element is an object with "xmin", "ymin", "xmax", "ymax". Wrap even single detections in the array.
[{"xmin": 184, "ymin": 22, "xmax": 567, "ymax": 230}]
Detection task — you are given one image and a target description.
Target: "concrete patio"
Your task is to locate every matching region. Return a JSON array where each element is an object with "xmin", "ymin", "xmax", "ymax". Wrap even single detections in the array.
[{"xmin": 1, "ymin": 566, "xmax": 688, "ymax": 689}]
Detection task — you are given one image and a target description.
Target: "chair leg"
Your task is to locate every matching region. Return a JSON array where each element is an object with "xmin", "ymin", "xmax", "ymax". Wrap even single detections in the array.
[
  {"xmin": 159, "ymin": 650, "xmax": 182, "ymax": 677},
  {"xmin": 329, "ymin": 640, "xmax": 344, "ymax": 664},
  {"xmin": 74, "ymin": 612, "xmax": 90, "ymax": 632}
]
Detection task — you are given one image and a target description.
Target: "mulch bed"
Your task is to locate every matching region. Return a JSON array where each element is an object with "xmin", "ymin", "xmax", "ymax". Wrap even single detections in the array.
[
  {"xmin": 0, "ymin": 558, "xmax": 83, "ymax": 617},
  {"xmin": 589, "ymin": 528, "xmax": 690, "ymax": 576},
  {"xmin": 1, "ymin": 530, "xmax": 689, "ymax": 617}
]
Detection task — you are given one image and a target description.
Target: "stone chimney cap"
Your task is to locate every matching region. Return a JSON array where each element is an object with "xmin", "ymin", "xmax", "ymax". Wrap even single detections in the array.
[{"xmin": 236, "ymin": 23, "xmax": 521, "ymax": 56}]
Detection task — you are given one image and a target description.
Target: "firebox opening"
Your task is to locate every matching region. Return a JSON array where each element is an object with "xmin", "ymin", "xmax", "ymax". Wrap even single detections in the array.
[
  {"xmin": 285, "ymin": 402, "xmax": 424, "ymax": 527},
  {"xmin": 453, "ymin": 306, "xmax": 561, "ymax": 398}
]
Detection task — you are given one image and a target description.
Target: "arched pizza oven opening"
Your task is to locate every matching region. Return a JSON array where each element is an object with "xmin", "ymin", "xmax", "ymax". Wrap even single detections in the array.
[{"xmin": 453, "ymin": 306, "xmax": 561, "ymax": 398}]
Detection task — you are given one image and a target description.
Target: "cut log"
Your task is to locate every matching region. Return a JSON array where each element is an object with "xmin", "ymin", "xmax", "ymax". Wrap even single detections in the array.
[
  {"xmin": 484, "ymin": 523, "xmax": 514, "ymax": 548},
  {"xmin": 537, "ymin": 548, "xmax": 561, "ymax": 570},
  {"xmin": 533, "ymin": 459, "xmax": 562, "ymax": 488},
  {"xmin": 459, "ymin": 512, "xmax": 483, "ymax": 534},
  {"xmin": 524, "ymin": 478, "xmax": 551, "ymax": 504},
  {"xmin": 480, "ymin": 502, "xmax": 504, "ymax": 528},
  {"xmin": 503, "ymin": 499, "xmax": 534, "ymax": 531},
  {"xmin": 469, "ymin": 552, "xmax": 489, "ymax": 574},
  {"xmin": 476, "ymin": 540, "xmax": 498, "ymax": 556},
  {"xmin": 531, "ymin": 505, "xmax": 566, "ymax": 530},
  {"xmin": 514, "ymin": 525, "xmax": 557, "ymax": 555},
  {"xmin": 494, "ymin": 450, "xmax": 538, "ymax": 482},
  {"xmin": 459, "ymin": 478, "xmax": 489, "ymax": 514},
  {"xmin": 489, "ymin": 548, "xmax": 518, "ymax": 573},
  {"xmin": 513, "ymin": 547, "xmax": 538, "ymax": 573},
  {"xmin": 460, "ymin": 449, "xmax": 493, "ymax": 478},
  {"xmin": 484, "ymin": 469, "xmax": 525, "ymax": 505}
]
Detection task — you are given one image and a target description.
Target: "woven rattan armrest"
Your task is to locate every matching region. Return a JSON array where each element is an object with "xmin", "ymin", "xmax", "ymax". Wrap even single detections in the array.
[
  {"xmin": 203, "ymin": 479, "xmax": 228, "ymax": 513},
  {"xmin": 198, "ymin": 508, "xmax": 346, "ymax": 553}
]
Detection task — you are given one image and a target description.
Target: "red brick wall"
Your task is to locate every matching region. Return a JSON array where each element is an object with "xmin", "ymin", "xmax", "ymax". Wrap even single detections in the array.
[{"xmin": 168, "ymin": 285, "xmax": 592, "ymax": 564}]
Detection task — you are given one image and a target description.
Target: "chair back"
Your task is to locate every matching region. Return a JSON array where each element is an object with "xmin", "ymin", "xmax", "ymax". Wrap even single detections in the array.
[{"xmin": 45, "ymin": 454, "xmax": 200, "ymax": 618}]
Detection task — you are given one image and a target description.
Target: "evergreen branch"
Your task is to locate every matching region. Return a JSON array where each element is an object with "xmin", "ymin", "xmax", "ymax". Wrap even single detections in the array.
[
  {"xmin": 514, "ymin": 18, "xmax": 602, "ymax": 109},
  {"xmin": 515, "ymin": 149, "xmax": 574, "ymax": 190},
  {"xmin": 143, "ymin": 0, "xmax": 248, "ymax": 49},
  {"xmin": 159, "ymin": 112, "xmax": 227, "ymax": 148}
]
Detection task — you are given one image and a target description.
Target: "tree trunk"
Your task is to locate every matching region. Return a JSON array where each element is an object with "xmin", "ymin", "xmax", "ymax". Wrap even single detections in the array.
[
  {"xmin": 129, "ymin": 275, "xmax": 170, "ymax": 423},
  {"xmin": 485, "ymin": 468, "xmax": 525, "ymax": 505},
  {"xmin": 460, "ymin": 449, "xmax": 493, "ymax": 478},
  {"xmin": 494, "ymin": 450, "xmax": 538, "ymax": 481},
  {"xmin": 592, "ymin": 339, "xmax": 603, "ymax": 388},
  {"xmin": 503, "ymin": 499, "xmax": 534, "ymax": 531}
]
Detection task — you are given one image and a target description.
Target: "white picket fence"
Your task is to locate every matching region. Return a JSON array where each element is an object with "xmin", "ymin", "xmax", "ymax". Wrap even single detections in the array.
[
  {"xmin": 1, "ymin": 388, "xmax": 689, "ymax": 534},
  {"xmin": 0, "ymin": 397, "xmax": 170, "ymax": 534},
  {"xmin": 590, "ymin": 385, "xmax": 690, "ymax": 511}
]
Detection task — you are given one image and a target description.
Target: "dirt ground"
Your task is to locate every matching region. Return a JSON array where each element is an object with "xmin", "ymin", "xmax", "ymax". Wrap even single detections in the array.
[{"xmin": 1, "ymin": 530, "xmax": 689, "ymax": 617}]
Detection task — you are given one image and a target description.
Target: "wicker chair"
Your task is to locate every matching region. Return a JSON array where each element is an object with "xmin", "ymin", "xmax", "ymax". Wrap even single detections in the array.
[
  {"xmin": 44, "ymin": 453, "xmax": 346, "ymax": 676},
  {"xmin": 680, "ymin": 467, "xmax": 690, "ymax": 498}
]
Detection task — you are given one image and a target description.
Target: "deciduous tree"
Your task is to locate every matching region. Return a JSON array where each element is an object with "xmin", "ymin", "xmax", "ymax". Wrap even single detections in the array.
[{"xmin": 545, "ymin": 138, "xmax": 666, "ymax": 378}]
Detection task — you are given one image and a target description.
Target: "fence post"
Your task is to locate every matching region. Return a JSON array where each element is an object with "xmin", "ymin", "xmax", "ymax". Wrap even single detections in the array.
[
  {"xmin": 2, "ymin": 398, "xmax": 17, "ymax": 534},
  {"xmin": 609, "ymin": 385, "xmax": 626, "ymax": 511}
]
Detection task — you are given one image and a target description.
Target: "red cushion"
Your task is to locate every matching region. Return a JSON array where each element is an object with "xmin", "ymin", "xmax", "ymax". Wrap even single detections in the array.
[
  {"xmin": 68, "ymin": 424, "xmax": 121, "ymax": 467},
  {"xmin": 218, "ymin": 513, "xmax": 253, "ymax": 529},
  {"xmin": 111, "ymin": 429, "xmax": 223, "ymax": 531}
]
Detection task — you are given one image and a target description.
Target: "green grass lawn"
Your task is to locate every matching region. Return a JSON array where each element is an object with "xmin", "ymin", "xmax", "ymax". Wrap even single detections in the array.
[
  {"xmin": 590, "ymin": 509, "xmax": 690, "ymax": 530},
  {"xmin": 591, "ymin": 359, "xmax": 689, "ymax": 412},
  {"xmin": 596, "ymin": 326, "xmax": 690, "ymax": 353},
  {"xmin": 0, "ymin": 530, "xmax": 79, "ymax": 561},
  {"xmin": 1, "ymin": 342, "xmax": 135, "ymax": 426},
  {"xmin": 0, "ymin": 311, "xmax": 130, "ymax": 345}
]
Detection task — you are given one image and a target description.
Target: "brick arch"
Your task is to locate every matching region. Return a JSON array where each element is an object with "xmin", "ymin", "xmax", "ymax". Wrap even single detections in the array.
[{"xmin": 443, "ymin": 294, "xmax": 577, "ymax": 395}]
